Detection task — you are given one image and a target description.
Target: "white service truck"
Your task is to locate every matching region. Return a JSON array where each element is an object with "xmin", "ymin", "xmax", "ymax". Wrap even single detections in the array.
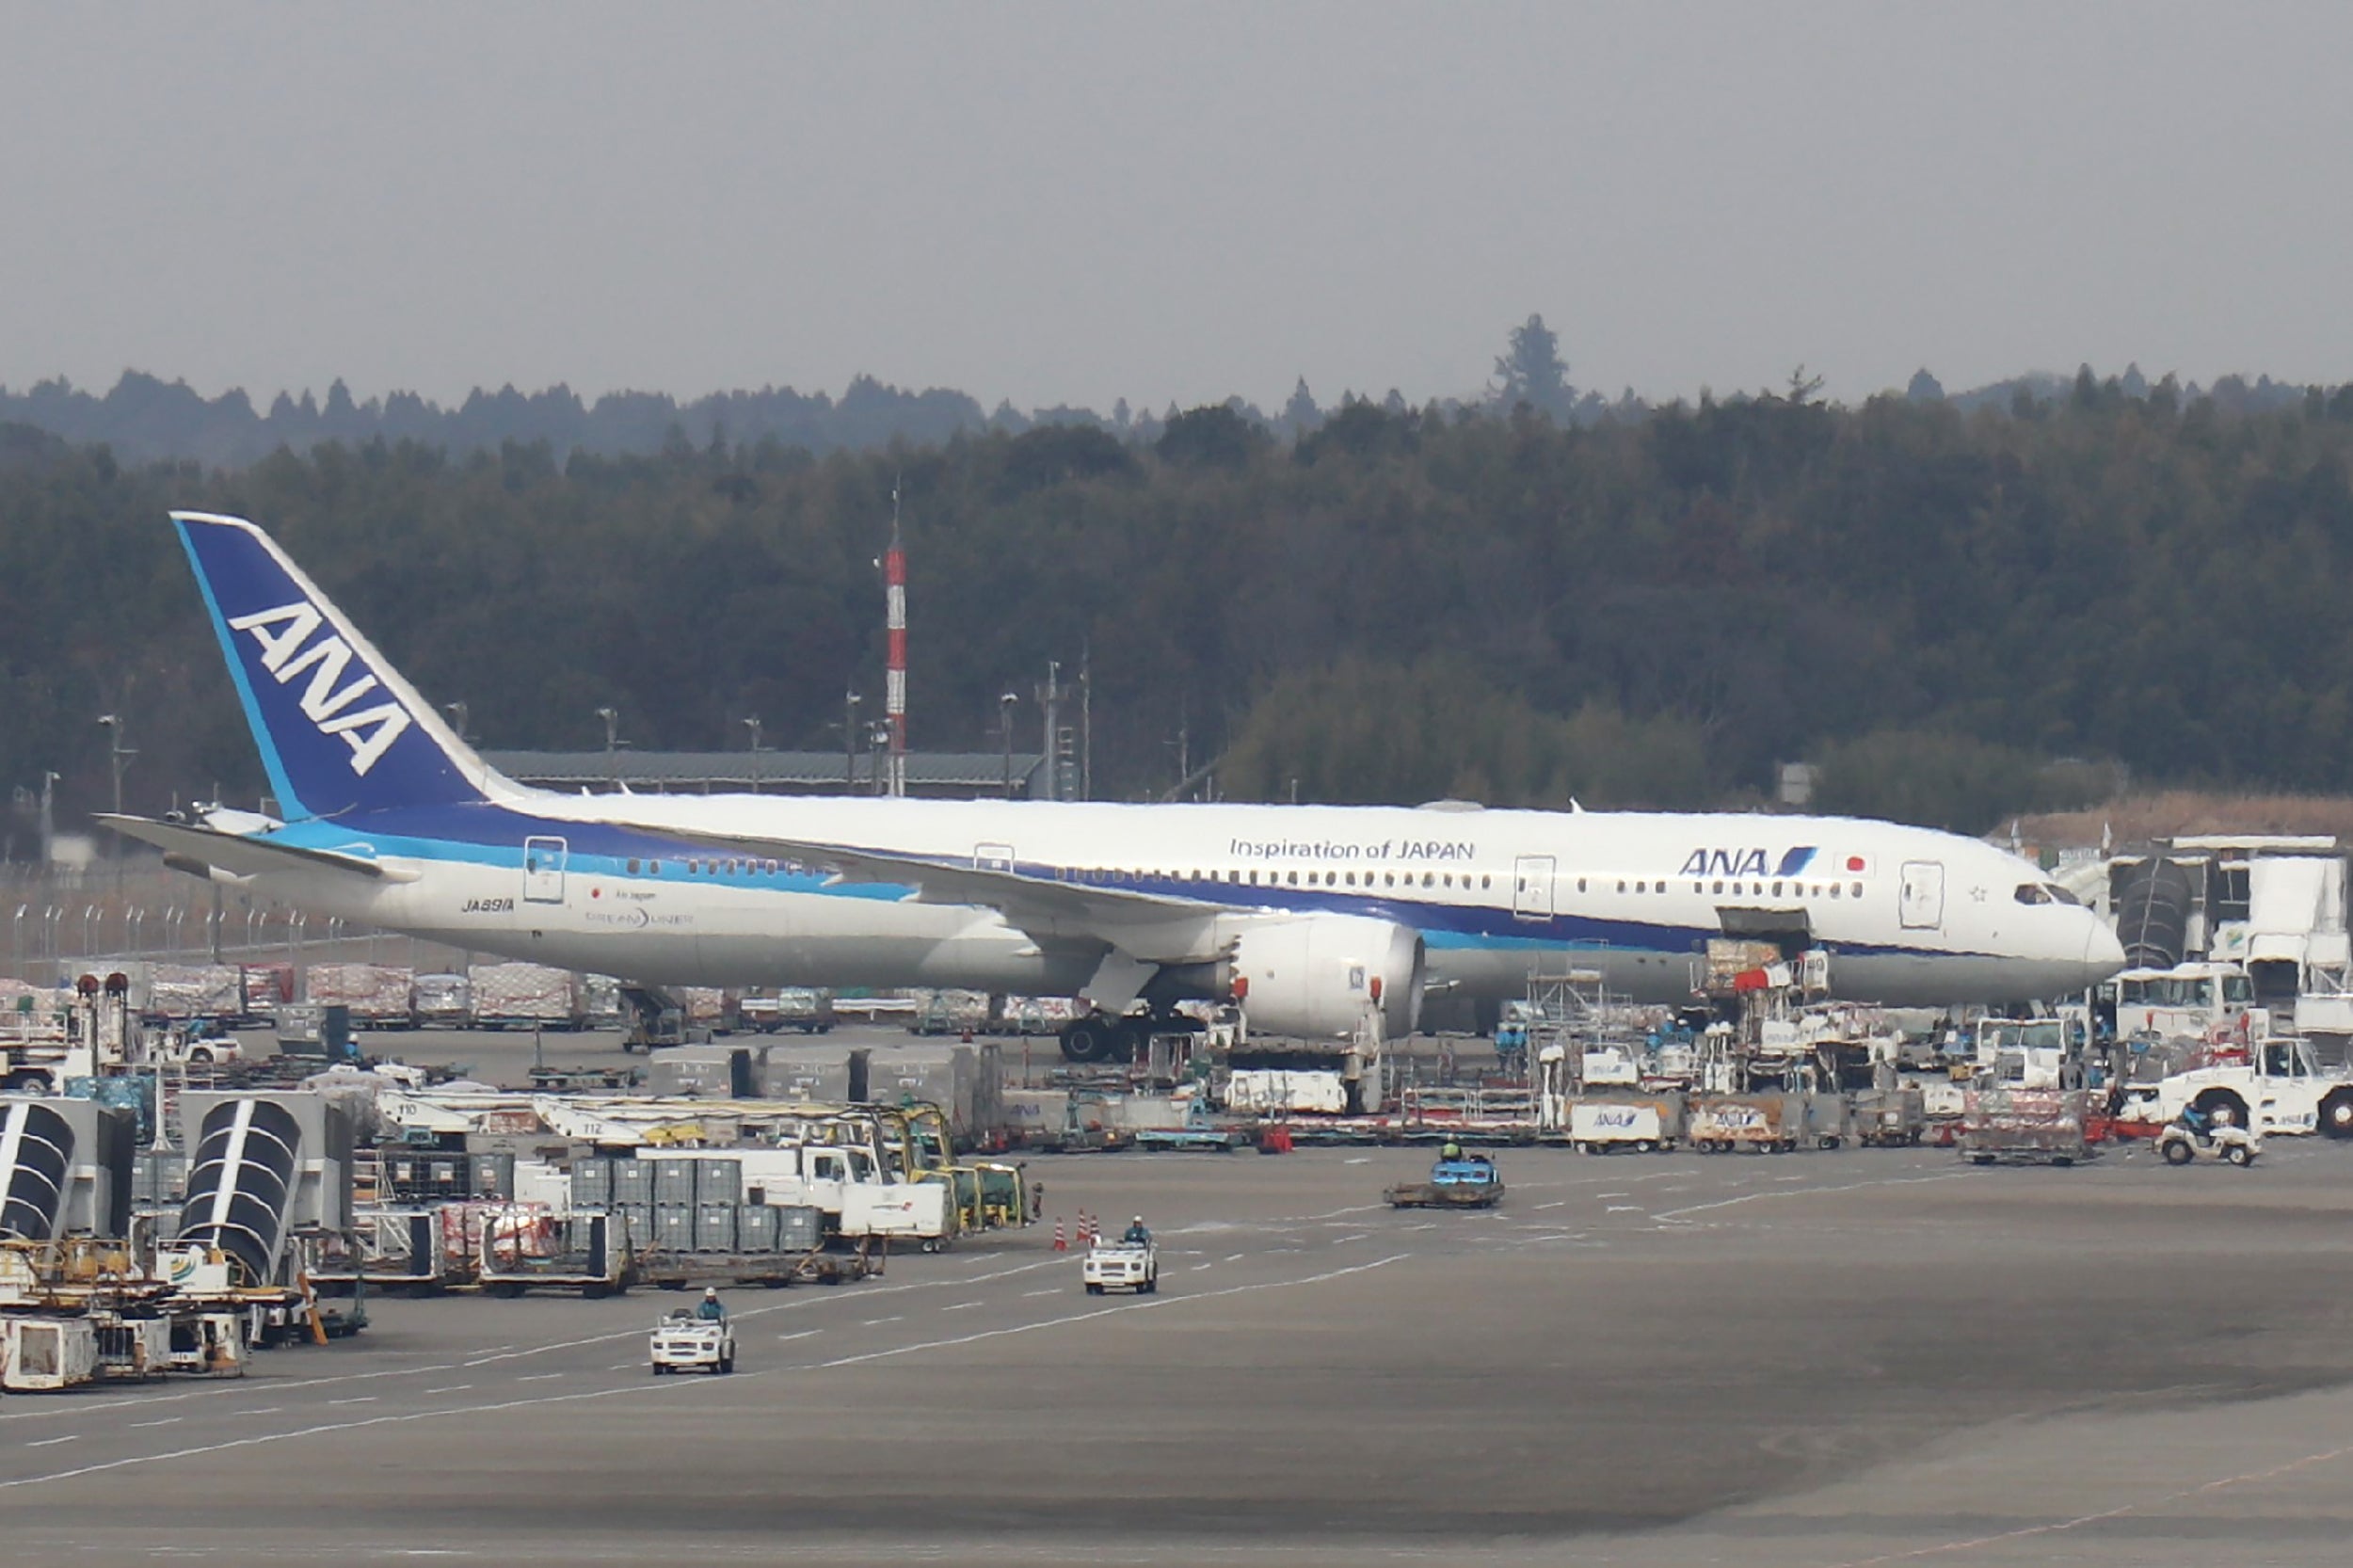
[{"xmin": 2120, "ymin": 1035, "xmax": 2353, "ymax": 1138}]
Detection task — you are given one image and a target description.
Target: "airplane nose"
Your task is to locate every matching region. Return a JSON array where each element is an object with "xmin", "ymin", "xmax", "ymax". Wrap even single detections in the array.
[{"xmin": 2083, "ymin": 915, "xmax": 2125, "ymax": 982}]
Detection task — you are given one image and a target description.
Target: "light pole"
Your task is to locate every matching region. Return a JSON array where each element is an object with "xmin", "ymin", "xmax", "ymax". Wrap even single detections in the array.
[
  {"xmin": 11, "ymin": 904, "xmax": 24, "ymax": 981},
  {"xmin": 83, "ymin": 903, "xmax": 97, "ymax": 960},
  {"xmin": 98, "ymin": 713, "xmax": 136, "ymax": 893},
  {"xmin": 843, "ymin": 690, "xmax": 862, "ymax": 793},
  {"xmin": 595, "ymin": 707, "xmax": 619, "ymax": 787},
  {"xmin": 744, "ymin": 715, "xmax": 762, "ymax": 793},
  {"xmin": 444, "ymin": 700, "xmax": 471, "ymax": 744},
  {"xmin": 868, "ymin": 722, "xmax": 892, "ymax": 797},
  {"xmin": 1000, "ymin": 693, "xmax": 1019, "ymax": 798},
  {"xmin": 96, "ymin": 713, "xmax": 135, "ymax": 817}
]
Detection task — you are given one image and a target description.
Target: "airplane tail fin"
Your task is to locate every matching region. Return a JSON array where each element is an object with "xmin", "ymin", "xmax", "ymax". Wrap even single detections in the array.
[{"xmin": 171, "ymin": 512, "xmax": 504, "ymax": 820}]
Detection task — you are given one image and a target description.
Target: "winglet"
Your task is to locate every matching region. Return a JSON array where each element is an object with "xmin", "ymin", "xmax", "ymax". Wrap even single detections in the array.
[{"xmin": 171, "ymin": 512, "xmax": 506, "ymax": 819}]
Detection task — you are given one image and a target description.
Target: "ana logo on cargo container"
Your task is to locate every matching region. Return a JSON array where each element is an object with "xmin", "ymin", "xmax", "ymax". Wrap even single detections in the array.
[{"xmin": 225, "ymin": 600, "xmax": 412, "ymax": 776}]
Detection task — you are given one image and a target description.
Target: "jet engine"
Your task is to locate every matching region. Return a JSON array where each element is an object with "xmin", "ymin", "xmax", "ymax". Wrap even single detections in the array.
[{"xmin": 1222, "ymin": 915, "xmax": 1424, "ymax": 1040}]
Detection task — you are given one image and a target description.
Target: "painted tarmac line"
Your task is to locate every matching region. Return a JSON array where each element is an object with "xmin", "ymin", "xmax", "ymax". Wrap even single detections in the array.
[
  {"xmin": 1535, "ymin": 1201, "xmax": 1568, "ymax": 1210},
  {"xmin": 862, "ymin": 1316, "xmax": 904, "ymax": 1326},
  {"xmin": 940, "ymin": 1301, "xmax": 982, "ymax": 1312},
  {"xmin": 806, "ymin": 1255, "xmax": 1413, "ymax": 1375},
  {"xmin": 26, "ymin": 1435, "xmax": 77, "ymax": 1448},
  {"xmin": 0, "ymin": 1255, "xmax": 1411, "ymax": 1495},
  {"xmin": 515, "ymin": 1373, "xmax": 563, "ymax": 1383},
  {"xmin": 327, "ymin": 1397, "xmax": 377, "ymax": 1406},
  {"xmin": 1656, "ymin": 1171, "xmax": 1967, "ymax": 1223},
  {"xmin": 423, "ymin": 1385, "xmax": 472, "ymax": 1396},
  {"xmin": 437, "ymin": 1256, "xmax": 1073, "ymax": 1370},
  {"xmin": 129, "ymin": 1417, "xmax": 184, "ymax": 1430},
  {"xmin": 773, "ymin": 1331, "xmax": 821, "ymax": 1343},
  {"xmin": 1022, "ymin": 1288, "xmax": 1060, "ymax": 1298},
  {"xmin": 1818, "ymin": 1435, "xmax": 2353, "ymax": 1568}
]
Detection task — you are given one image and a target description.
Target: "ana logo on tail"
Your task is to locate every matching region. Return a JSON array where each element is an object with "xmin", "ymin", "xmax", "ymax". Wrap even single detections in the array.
[{"xmin": 225, "ymin": 600, "xmax": 413, "ymax": 776}]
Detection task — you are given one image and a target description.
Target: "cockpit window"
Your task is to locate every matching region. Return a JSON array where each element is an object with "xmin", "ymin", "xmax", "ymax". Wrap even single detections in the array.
[
  {"xmin": 2045, "ymin": 884, "xmax": 2080, "ymax": 905},
  {"xmin": 2013, "ymin": 884, "xmax": 2052, "ymax": 904}
]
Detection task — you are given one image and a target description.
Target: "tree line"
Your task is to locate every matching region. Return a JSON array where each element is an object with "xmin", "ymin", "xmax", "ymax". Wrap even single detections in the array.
[{"xmin": 7, "ymin": 357, "xmax": 2353, "ymax": 855}]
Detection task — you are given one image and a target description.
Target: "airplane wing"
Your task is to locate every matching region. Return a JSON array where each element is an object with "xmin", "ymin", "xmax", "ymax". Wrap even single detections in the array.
[
  {"xmin": 651, "ymin": 825, "xmax": 1237, "ymax": 966},
  {"xmin": 98, "ymin": 814, "xmax": 418, "ymax": 883}
]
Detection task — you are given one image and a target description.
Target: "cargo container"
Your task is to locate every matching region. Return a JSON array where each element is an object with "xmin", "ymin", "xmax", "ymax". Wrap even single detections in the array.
[
  {"xmin": 144, "ymin": 963, "xmax": 246, "ymax": 1022},
  {"xmin": 652, "ymin": 1158, "xmax": 699, "ymax": 1208},
  {"xmin": 1961, "ymin": 1088, "xmax": 2095, "ymax": 1166},
  {"xmin": 1688, "ymin": 1092, "xmax": 1808, "ymax": 1153},
  {"xmin": 1852, "ymin": 1087, "xmax": 1927, "ymax": 1146},
  {"xmin": 305, "ymin": 964, "xmax": 415, "ymax": 1028},
  {"xmin": 1569, "ymin": 1094, "xmax": 1686, "ymax": 1152},
  {"xmin": 612, "ymin": 1158, "xmax": 655, "ymax": 1207},
  {"xmin": 470, "ymin": 1153, "xmax": 517, "ymax": 1201},
  {"xmin": 694, "ymin": 1202, "xmax": 738, "ymax": 1253},
  {"xmin": 469, "ymin": 963, "xmax": 584, "ymax": 1030},
  {"xmin": 3, "ymin": 1316, "xmax": 99, "ymax": 1391},
  {"xmin": 736, "ymin": 1203, "xmax": 779, "ymax": 1252},
  {"xmin": 410, "ymin": 972, "xmax": 472, "ymax": 1027},
  {"xmin": 652, "ymin": 1205, "xmax": 696, "ymax": 1252},
  {"xmin": 572, "ymin": 1157, "xmax": 615, "ymax": 1208}
]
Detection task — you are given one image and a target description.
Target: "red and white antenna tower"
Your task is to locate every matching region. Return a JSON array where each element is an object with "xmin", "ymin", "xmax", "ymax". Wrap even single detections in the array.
[{"xmin": 885, "ymin": 479, "xmax": 907, "ymax": 798}]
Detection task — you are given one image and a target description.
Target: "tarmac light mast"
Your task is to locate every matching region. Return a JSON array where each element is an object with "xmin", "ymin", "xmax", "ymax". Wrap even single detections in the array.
[{"xmin": 885, "ymin": 483, "xmax": 907, "ymax": 799}]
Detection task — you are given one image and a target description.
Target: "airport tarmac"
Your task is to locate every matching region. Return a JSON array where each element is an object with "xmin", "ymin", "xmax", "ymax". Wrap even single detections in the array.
[{"xmin": 8, "ymin": 1133, "xmax": 2353, "ymax": 1565}]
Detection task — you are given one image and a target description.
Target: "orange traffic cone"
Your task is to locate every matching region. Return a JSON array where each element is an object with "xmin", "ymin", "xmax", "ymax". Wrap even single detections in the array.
[{"xmin": 1051, "ymin": 1216, "xmax": 1067, "ymax": 1252}]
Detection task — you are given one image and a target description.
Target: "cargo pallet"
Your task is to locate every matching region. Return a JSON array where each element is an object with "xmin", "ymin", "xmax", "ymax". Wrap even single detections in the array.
[{"xmin": 634, "ymin": 1246, "xmax": 873, "ymax": 1292}]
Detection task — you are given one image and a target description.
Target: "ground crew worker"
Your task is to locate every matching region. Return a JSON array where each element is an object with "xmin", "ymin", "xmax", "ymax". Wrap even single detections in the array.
[
  {"xmin": 696, "ymin": 1287, "xmax": 726, "ymax": 1321},
  {"xmin": 1440, "ymin": 1137, "xmax": 1465, "ymax": 1161},
  {"xmin": 1122, "ymin": 1215, "xmax": 1151, "ymax": 1246}
]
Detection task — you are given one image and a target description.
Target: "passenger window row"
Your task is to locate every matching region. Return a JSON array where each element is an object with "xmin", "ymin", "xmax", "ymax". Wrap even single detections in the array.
[{"xmin": 1079, "ymin": 867, "xmax": 1497, "ymax": 890}]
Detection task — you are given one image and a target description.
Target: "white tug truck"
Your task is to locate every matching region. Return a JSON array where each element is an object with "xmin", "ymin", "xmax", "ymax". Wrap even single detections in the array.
[
  {"xmin": 1081, "ymin": 1236, "xmax": 1159, "ymax": 1295},
  {"xmin": 648, "ymin": 1304, "xmax": 736, "ymax": 1374},
  {"xmin": 2121, "ymin": 1034, "xmax": 2353, "ymax": 1138}
]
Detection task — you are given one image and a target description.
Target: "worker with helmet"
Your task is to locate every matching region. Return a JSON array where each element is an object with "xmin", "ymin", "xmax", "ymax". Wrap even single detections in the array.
[
  {"xmin": 696, "ymin": 1286, "xmax": 727, "ymax": 1321},
  {"xmin": 1121, "ymin": 1214, "xmax": 1152, "ymax": 1246}
]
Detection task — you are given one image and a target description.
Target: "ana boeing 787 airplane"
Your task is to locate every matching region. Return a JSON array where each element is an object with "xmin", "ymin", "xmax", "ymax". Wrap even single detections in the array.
[{"xmin": 104, "ymin": 513, "xmax": 2124, "ymax": 1061}]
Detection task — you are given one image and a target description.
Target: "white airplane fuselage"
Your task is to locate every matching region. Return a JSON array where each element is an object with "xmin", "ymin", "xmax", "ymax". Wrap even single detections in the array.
[{"xmin": 228, "ymin": 792, "xmax": 2121, "ymax": 1009}]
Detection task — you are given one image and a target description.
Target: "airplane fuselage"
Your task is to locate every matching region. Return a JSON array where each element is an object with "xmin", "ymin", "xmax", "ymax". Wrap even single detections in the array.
[{"xmin": 238, "ymin": 792, "xmax": 2119, "ymax": 1008}]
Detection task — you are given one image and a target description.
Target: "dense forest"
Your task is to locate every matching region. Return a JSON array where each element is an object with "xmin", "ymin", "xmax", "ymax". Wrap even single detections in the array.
[{"xmin": 8, "ymin": 353, "xmax": 2353, "ymax": 854}]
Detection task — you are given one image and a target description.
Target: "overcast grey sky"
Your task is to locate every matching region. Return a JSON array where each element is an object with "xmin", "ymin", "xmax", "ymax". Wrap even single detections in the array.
[{"xmin": 4, "ymin": 3, "xmax": 2348, "ymax": 414}]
